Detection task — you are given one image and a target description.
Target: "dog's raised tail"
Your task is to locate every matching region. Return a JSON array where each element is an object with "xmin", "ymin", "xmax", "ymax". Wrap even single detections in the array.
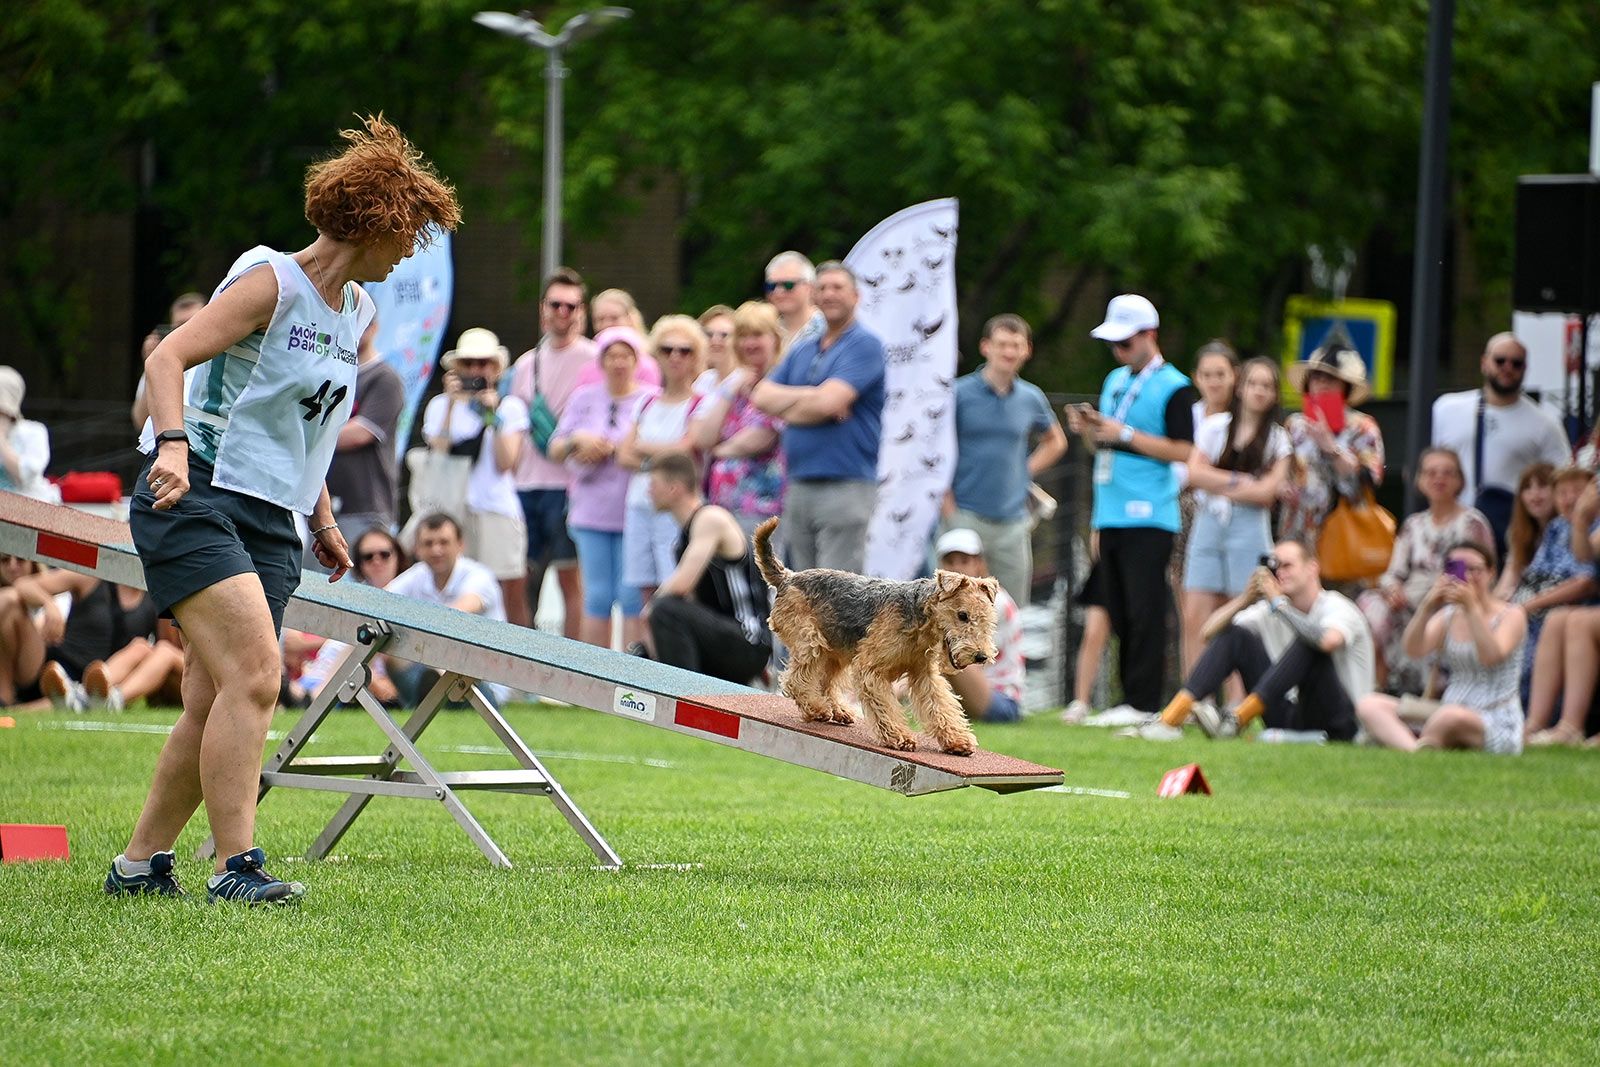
[{"xmin": 752, "ymin": 517, "xmax": 788, "ymax": 591}]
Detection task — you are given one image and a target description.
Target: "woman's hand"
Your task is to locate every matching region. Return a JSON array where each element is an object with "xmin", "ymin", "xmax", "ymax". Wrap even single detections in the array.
[
  {"xmin": 1383, "ymin": 582, "xmax": 1409, "ymax": 611},
  {"xmin": 147, "ymin": 442, "xmax": 191, "ymax": 511},
  {"xmin": 476, "ymin": 387, "xmax": 500, "ymax": 413},
  {"xmin": 442, "ymin": 370, "xmax": 465, "ymax": 399},
  {"xmin": 568, "ymin": 432, "xmax": 612, "ymax": 465},
  {"xmin": 311, "ymin": 523, "xmax": 352, "ymax": 582},
  {"xmin": 1303, "ymin": 406, "xmax": 1336, "ymax": 451}
]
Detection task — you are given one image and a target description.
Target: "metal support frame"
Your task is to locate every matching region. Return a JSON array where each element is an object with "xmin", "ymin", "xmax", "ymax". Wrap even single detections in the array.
[{"xmin": 198, "ymin": 620, "xmax": 621, "ymax": 870}]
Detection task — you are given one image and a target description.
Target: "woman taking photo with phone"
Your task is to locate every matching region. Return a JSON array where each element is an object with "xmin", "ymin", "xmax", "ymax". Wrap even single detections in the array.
[
  {"xmin": 109, "ymin": 115, "xmax": 460, "ymax": 905},
  {"xmin": 1356, "ymin": 541, "xmax": 1527, "ymax": 753}
]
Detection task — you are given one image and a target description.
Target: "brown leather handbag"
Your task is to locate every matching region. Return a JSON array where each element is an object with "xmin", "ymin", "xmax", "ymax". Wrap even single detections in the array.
[{"xmin": 1318, "ymin": 485, "xmax": 1396, "ymax": 583}]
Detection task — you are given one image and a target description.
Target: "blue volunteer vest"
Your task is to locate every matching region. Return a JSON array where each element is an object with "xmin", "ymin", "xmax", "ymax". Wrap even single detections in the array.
[{"xmin": 1091, "ymin": 361, "xmax": 1190, "ymax": 532}]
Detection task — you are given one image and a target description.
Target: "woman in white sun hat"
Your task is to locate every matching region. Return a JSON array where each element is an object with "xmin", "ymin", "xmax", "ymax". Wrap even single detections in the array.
[
  {"xmin": 423, "ymin": 327, "xmax": 531, "ymax": 627},
  {"xmin": 1280, "ymin": 341, "xmax": 1386, "ymax": 550}
]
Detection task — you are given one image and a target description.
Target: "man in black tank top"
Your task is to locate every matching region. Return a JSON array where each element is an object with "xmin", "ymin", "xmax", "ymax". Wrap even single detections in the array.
[{"xmin": 642, "ymin": 451, "xmax": 772, "ymax": 682}]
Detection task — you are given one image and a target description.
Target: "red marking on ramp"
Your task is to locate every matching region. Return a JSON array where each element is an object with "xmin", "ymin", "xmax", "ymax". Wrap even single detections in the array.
[
  {"xmin": 35, "ymin": 533, "xmax": 99, "ymax": 570},
  {"xmin": 674, "ymin": 701, "xmax": 741, "ymax": 739}
]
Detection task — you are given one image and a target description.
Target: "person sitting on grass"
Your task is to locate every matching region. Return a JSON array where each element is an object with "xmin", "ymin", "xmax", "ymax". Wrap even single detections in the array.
[
  {"xmin": 1158, "ymin": 538, "xmax": 1374, "ymax": 741},
  {"xmin": 383, "ymin": 513, "xmax": 505, "ymax": 708},
  {"xmin": 0, "ymin": 569, "xmax": 172, "ymax": 712},
  {"xmin": 638, "ymin": 450, "xmax": 772, "ymax": 684},
  {"xmin": 934, "ymin": 528, "xmax": 1026, "ymax": 723},
  {"xmin": 1508, "ymin": 465, "xmax": 1600, "ymax": 701},
  {"xmin": 1356, "ymin": 541, "xmax": 1527, "ymax": 754}
]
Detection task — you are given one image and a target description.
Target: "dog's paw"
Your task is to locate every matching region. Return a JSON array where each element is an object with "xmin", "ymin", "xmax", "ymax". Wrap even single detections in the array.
[
  {"xmin": 878, "ymin": 728, "xmax": 919, "ymax": 751},
  {"xmin": 940, "ymin": 731, "xmax": 978, "ymax": 757},
  {"xmin": 826, "ymin": 705, "xmax": 859, "ymax": 725},
  {"xmin": 797, "ymin": 705, "xmax": 832, "ymax": 723}
]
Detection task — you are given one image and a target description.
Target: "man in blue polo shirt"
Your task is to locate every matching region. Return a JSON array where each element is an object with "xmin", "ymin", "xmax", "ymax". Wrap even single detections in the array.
[
  {"xmin": 751, "ymin": 261, "xmax": 885, "ymax": 573},
  {"xmin": 945, "ymin": 313, "xmax": 1067, "ymax": 606},
  {"xmin": 1066, "ymin": 294, "xmax": 1196, "ymax": 718}
]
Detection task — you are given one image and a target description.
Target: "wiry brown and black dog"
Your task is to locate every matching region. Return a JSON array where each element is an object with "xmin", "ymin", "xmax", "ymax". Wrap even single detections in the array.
[{"xmin": 752, "ymin": 517, "xmax": 999, "ymax": 755}]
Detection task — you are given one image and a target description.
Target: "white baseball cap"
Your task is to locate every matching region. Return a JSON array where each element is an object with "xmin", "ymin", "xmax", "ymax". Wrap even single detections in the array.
[
  {"xmin": 1090, "ymin": 294, "xmax": 1160, "ymax": 342},
  {"xmin": 935, "ymin": 528, "xmax": 984, "ymax": 559}
]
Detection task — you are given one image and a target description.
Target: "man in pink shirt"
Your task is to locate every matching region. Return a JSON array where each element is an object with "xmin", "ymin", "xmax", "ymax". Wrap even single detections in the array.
[{"xmin": 508, "ymin": 267, "xmax": 595, "ymax": 639}]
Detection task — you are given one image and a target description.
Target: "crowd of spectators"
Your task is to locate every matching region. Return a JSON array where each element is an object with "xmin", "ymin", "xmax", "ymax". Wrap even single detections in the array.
[{"xmin": 6, "ymin": 262, "xmax": 1600, "ymax": 759}]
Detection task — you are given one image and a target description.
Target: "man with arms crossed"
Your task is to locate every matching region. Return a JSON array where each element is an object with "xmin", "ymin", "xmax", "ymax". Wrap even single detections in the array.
[{"xmin": 747, "ymin": 261, "xmax": 885, "ymax": 574}]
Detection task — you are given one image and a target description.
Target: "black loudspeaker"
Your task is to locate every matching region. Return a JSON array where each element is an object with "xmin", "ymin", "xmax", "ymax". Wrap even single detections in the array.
[{"xmin": 1515, "ymin": 175, "xmax": 1600, "ymax": 313}]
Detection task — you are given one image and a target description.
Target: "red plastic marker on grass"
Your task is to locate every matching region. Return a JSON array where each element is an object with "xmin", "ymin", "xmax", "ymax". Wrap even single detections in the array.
[
  {"xmin": 1157, "ymin": 763, "xmax": 1212, "ymax": 797},
  {"xmin": 0, "ymin": 824, "xmax": 70, "ymax": 862}
]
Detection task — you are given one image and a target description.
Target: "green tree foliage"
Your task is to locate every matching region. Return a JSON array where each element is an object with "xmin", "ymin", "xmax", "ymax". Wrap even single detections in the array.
[{"xmin": 5, "ymin": 1, "xmax": 1599, "ymax": 393}]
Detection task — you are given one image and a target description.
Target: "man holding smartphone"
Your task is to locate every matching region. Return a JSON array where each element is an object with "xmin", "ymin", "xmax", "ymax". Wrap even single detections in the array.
[
  {"xmin": 1159, "ymin": 539, "xmax": 1375, "ymax": 740},
  {"xmin": 1065, "ymin": 294, "xmax": 1195, "ymax": 721}
]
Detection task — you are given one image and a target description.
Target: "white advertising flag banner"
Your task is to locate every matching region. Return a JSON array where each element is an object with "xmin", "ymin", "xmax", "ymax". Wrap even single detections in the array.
[
  {"xmin": 846, "ymin": 198, "xmax": 959, "ymax": 579},
  {"xmin": 361, "ymin": 228, "xmax": 455, "ymax": 459}
]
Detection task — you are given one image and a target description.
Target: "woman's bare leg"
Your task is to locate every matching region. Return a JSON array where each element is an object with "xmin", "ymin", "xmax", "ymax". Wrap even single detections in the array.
[
  {"xmin": 124, "ymin": 573, "xmax": 282, "ymax": 871},
  {"xmin": 1074, "ymin": 607, "xmax": 1111, "ymax": 706},
  {"xmin": 113, "ymin": 641, "xmax": 187, "ymax": 704},
  {"xmin": 1356, "ymin": 693, "xmax": 1419, "ymax": 751},
  {"xmin": 1524, "ymin": 608, "xmax": 1570, "ymax": 733}
]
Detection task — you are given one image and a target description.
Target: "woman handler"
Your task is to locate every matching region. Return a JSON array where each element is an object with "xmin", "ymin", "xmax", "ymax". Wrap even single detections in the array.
[{"xmin": 105, "ymin": 115, "xmax": 460, "ymax": 904}]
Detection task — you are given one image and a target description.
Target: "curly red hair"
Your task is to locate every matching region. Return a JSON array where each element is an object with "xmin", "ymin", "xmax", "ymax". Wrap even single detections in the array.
[{"xmin": 303, "ymin": 114, "xmax": 461, "ymax": 249}]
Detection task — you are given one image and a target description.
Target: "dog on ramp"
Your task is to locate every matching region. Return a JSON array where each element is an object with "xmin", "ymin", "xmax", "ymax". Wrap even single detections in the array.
[{"xmin": 752, "ymin": 518, "xmax": 998, "ymax": 755}]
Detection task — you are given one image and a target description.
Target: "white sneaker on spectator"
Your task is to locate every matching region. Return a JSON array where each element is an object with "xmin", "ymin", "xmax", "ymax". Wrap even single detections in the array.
[
  {"xmin": 1191, "ymin": 701, "xmax": 1237, "ymax": 739},
  {"xmin": 1060, "ymin": 699, "xmax": 1092, "ymax": 725},
  {"xmin": 1086, "ymin": 705, "xmax": 1154, "ymax": 728},
  {"xmin": 39, "ymin": 662, "xmax": 88, "ymax": 713},
  {"xmin": 1135, "ymin": 721, "xmax": 1185, "ymax": 741}
]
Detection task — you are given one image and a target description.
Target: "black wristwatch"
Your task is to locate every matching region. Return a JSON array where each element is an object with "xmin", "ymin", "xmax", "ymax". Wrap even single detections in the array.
[{"xmin": 154, "ymin": 429, "xmax": 189, "ymax": 448}]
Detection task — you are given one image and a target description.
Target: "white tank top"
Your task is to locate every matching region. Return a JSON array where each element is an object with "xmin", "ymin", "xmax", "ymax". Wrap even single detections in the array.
[{"xmin": 178, "ymin": 246, "xmax": 374, "ymax": 514}]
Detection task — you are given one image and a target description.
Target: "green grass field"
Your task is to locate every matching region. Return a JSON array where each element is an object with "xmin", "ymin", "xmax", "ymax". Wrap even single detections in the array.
[{"xmin": 2, "ymin": 704, "xmax": 1599, "ymax": 1065}]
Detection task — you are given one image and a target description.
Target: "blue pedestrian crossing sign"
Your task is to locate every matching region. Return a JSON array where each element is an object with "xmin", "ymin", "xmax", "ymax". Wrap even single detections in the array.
[{"xmin": 1281, "ymin": 296, "xmax": 1396, "ymax": 400}]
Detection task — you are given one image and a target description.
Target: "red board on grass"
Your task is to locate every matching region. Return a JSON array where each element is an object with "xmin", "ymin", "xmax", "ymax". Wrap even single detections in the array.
[
  {"xmin": 0, "ymin": 824, "xmax": 70, "ymax": 862},
  {"xmin": 1157, "ymin": 763, "xmax": 1212, "ymax": 798}
]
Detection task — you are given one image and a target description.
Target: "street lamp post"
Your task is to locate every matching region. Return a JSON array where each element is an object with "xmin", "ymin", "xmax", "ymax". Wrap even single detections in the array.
[{"xmin": 474, "ymin": 7, "xmax": 632, "ymax": 279}]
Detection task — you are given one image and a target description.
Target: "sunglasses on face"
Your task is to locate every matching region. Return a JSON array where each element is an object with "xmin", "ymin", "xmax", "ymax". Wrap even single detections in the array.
[
  {"xmin": 1491, "ymin": 356, "xmax": 1526, "ymax": 369},
  {"xmin": 763, "ymin": 280, "xmax": 801, "ymax": 293},
  {"xmin": 544, "ymin": 299, "xmax": 580, "ymax": 313},
  {"xmin": 359, "ymin": 549, "xmax": 395, "ymax": 563},
  {"xmin": 658, "ymin": 345, "xmax": 695, "ymax": 358}
]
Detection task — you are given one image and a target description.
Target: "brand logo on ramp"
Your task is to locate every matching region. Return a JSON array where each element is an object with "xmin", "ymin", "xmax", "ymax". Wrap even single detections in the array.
[{"xmin": 613, "ymin": 688, "xmax": 657, "ymax": 722}]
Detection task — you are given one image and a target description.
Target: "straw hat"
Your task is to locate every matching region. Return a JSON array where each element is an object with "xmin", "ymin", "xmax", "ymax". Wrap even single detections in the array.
[
  {"xmin": 441, "ymin": 327, "xmax": 510, "ymax": 371},
  {"xmin": 1288, "ymin": 342, "xmax": 1371, "ymax": 406}
]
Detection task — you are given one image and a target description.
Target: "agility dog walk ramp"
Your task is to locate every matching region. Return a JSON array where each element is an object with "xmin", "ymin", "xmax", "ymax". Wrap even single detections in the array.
[{"xmin": 0, "ymin": 494, "xmax": 1063, "ymax": 867}]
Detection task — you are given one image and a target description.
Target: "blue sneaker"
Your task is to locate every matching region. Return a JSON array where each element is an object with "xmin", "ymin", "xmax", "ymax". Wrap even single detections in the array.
[
  {"xmin": 104, "ymin": 851, "xmax": 185, "ymax": 897},
  {"xmin": 206, "ymin": 847, "xmax": 305, "ymax": 906}
]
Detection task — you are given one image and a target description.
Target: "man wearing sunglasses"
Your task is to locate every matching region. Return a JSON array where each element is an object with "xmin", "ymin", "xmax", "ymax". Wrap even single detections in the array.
[
  {"xmin": 507, "ymin": 267, "xmax": 594, "ymax": 639},
  {"xmin": 1065, "ymin": 294, "xmax": 1196, "ymax": 721},
  {"xmin": 751, "ymin": 261, "xmax": 885, "ymax": 574},
  {"xmin": 764, "ymin": 250, "xmax": 824, "ymax": 354},
  {"xmin": 1430, "ymin": 332, "xmax": 1568, "ymax": 558}
]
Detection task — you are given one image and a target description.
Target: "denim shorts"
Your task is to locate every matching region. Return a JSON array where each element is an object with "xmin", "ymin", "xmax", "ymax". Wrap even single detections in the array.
[
  {"xmin": 983, "ymin": 690, "xmax": 1022, "ymax": 723},
  {"xmin": 129, "ymin": 455, "xmax": 302, "ymax": 636},
  {"xmin": 1183, "ymin": 502, "xmax": 1272, "ymax": 597}
]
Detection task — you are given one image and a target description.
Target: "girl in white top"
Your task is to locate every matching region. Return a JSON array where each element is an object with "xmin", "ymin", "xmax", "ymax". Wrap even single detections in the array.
[
  {"xmin": 619, "ymin": 316, "xmax": 707, "ymax": 600},
  {"xmin": 423, "ymin": 327, "xmax": 531, "ymax": 626},
  {"xmin": 113, "ymin": 116, "xmax": 460, "ymax": 905},
  {"xmin": 1181, "ymin": 357, "xmax": 1293, "ymax": 677}
]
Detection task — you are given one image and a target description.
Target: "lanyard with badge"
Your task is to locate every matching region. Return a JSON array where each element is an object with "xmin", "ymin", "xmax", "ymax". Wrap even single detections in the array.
[{"xmin": 1094, "ymin": 355, "xmax": 1165, "ymax": 485}]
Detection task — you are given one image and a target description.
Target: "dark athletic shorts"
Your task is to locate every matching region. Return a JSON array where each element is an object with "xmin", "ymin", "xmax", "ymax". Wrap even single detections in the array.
[
  {"xmin": 129, "ymin": 454, "xmax": 302, "ymax": 636},
  {"xmin": 1078, "ymin": 558, "xmax": 1108, "ymax": 611}
]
